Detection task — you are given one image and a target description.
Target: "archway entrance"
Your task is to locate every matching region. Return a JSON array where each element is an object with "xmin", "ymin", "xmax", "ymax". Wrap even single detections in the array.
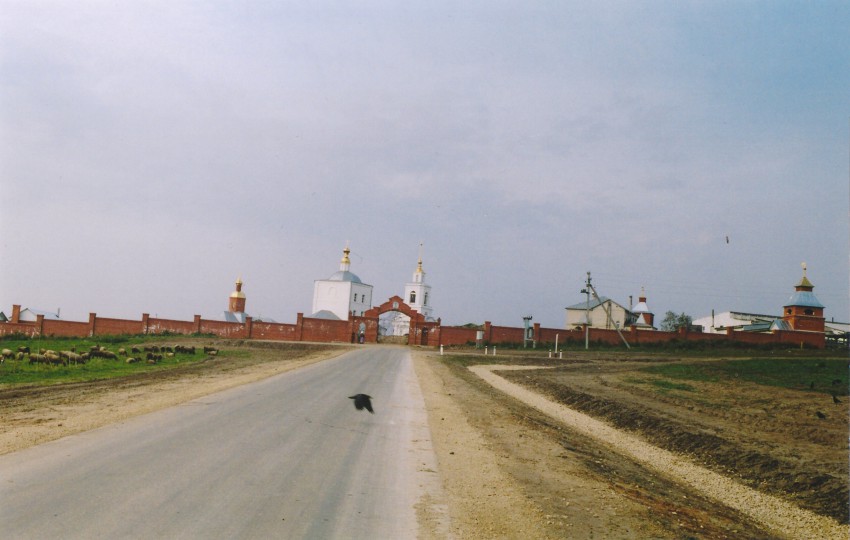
[{"xmin": 364, "ymin": 296, "xmax": 428, "ymax": 345}]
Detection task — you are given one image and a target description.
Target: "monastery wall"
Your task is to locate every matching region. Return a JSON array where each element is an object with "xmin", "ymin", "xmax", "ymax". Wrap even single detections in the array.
[{"xmin": 0, "ymin": 304, "xmax": 825, "ymax": 349}]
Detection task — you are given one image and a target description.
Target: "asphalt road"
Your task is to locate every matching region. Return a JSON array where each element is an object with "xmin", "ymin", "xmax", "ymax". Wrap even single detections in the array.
[{"xmin": 0, "ymin": 346, "xmax": 445, "ymax": 539}]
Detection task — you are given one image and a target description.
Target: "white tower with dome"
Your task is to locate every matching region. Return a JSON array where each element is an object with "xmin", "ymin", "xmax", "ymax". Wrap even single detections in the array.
[{"xmin": 311, "ymin": 245, "xmax": 373, "ymax": 320}]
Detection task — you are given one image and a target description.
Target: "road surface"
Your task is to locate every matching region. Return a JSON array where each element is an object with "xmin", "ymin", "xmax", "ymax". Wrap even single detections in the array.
[{"xmin": 0, "ymin": 347, "xmax": 446, "ymax": 539}]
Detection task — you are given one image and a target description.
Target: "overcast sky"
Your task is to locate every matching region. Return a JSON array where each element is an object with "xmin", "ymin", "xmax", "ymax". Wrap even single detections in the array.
[{"xmin": 1, "ymin": 1, "xmax": 848, "ymax": 329}]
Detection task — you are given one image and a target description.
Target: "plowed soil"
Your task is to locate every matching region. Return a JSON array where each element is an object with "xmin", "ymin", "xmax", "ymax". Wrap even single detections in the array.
[{"xmin": 414, "ymin": 349, "xmax": 849, "ymax": 539}]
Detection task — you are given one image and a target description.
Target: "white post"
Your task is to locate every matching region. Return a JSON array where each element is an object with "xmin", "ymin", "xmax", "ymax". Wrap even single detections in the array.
[
  {"xmin": 484, "ymin": 346, "xmax": 488, "ymax": 355},
  {"xmin": 493, "ymin": 347, "xmax": 497, "ymax": 356},
  {"xmin": 548, "ymin": 350, "xmax": 552, "ymax": 358},
  {"xmin": 440, "ymin": 344, "xmax": 444, "ymax": 356},
  {"xmin": 559, "ymin": 351, "xmax": 563, "ymax": 359},
  {"xmin": 555, "ymin": 334, "xmax": 559, "ymax": 353}
]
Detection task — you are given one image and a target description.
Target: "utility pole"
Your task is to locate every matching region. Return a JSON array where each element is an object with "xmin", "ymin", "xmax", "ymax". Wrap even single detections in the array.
[
  {"xmin": 580, "ymin": 272, "xmax": 591, "ymax": 350},
  {"xmin": 586, "ymin": 279, "xmax": 631, "ymax": 349},
  {"xmin": 579, "ymin": 271, "xmax": 631, "ymax": 350},
  {"xmin": 522, "ymin": 315, "xmax": 533, "ymax": 348}
]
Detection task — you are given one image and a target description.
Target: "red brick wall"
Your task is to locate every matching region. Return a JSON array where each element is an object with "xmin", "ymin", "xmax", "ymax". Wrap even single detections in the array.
[
  {"xmin": 0, "ymin": 321, "xmax": 39, "ymax": 337},
  {"xmin": 43, "ymin": 320, "xmax": 92, "ymax": 337},
  {"xmin": 0, "ymin": 307, "xmax": 825, "ymax": 348},
  {"xmin": 146, "ymin": 318, "xmax": 196, "ymax": 335},
  {"xmin": 299, "ymin": 317, "xmax": 353, "ymax": 343},
  {"xmin": 199, "ymin": 319, "xmax": 247, "ymax": 339},
  {"xmin": 433, "ymin": 326, "xmax": 479, "ymax": 346},
  {"xmin": 93, "ymin": 317, "xmax": 143, "ymax": 336},
  {"xmin": 251, "ymin": 321, "xmax": 297, "ymax": 341}
]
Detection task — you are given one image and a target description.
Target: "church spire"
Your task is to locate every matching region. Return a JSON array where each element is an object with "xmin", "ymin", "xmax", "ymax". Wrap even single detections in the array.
[
  {"xmin": 413, "ymin": 243, "xmax": 425, "ymax": 282},
  {"xmin": 340, "ymin": 243, "xmax": 351, "ymax": 272},
  {"xmin": 795, "ymin": 262, "xmax": 814, "ymax": 290}
]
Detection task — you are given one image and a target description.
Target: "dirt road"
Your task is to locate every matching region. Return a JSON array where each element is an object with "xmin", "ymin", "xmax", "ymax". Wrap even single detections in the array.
[{"xmin": 1, "ymin": 342, "xmax": 846, "ymax": 539}]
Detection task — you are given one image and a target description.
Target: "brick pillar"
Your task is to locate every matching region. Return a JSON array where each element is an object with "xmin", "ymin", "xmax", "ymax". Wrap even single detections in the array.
[
  {"xmin": 142, "ymin": 313, "xmax": 150, "ymax": 334},
  {"xmin": 88, "ymin": 313, "xmax": 96, "ymax": 337},
  {"xmin": 484, "ymin": 321, "xmax": 492, "ymax": 344},
  {"xmin": 36, "ymin": 314, "xmax": 45, "ymax": 337},
  {"xmin": 245, "ymin": 316, "xmax": 253, "ymax": 339},
  {"xmin": 409, "ymin": 318, "xmax": 418, "ymax": 345},
  {"xmin": 11, "ymin": 304, "xmax": 21, "ymax": 323},
  {"xmin": 296, "ymin": 313, "xmax": 304, "ymax": 341},
  {"xmin": 193, "ymin": 315, "xmax": 202, "ymax": 334}
]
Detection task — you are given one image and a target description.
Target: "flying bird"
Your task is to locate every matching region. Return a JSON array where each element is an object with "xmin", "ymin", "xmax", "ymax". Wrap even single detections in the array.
[
  {"xmin": 725, "ymin": 235, "xmax": 729, "ymax": 244},
  {"xmin": 349, "ymin": 394, "xmax": 374, "ymax": 413}
]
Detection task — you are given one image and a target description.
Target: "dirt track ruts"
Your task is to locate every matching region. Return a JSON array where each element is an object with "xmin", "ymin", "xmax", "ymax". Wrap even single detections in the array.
[{"xmin": 470, "ymin": 364, "xmax": 849, "ymax": 540}]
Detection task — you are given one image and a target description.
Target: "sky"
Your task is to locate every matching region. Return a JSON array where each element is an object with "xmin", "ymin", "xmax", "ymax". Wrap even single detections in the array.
[{"xmin": 1, "ymin": 1, "xmax": 848, "ymax": 329}]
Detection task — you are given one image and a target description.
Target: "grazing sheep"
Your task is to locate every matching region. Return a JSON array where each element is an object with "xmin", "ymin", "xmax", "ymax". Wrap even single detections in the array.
[
  {"xmin": 118, "ymin": 348, "xmax": 127, "ymax": 355},
  {"xmin": 131, "ymin": 346, "xmax": 141, "ymax": 354},
  {"xmin": 28, "ymin": 354, "xmax": 47, "ymax": 364},
  {"xmin": 1, "ymin": 349, "xmax": 13, "ymax": 360},
  {"xmin": 18, "ymin": 346, "xmax": 30, "ymax": 354},
  {"xmin": 126, "ymin": 357, "xmax": 139, "ymax": 364},
  {"xmin": 61, "ymin": 351, "xmax": 84, "ymax": 365},
  {"xmin": 44, "ymin": 352, "xmax": 66, "ymax": 366},
  {"xmin": 15, "ymin": 352, "xmax": 24, "ymax": 361}
]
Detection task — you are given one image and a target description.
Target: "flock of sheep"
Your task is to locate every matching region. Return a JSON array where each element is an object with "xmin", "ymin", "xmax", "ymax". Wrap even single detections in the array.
[{"xmin": 0, "ymin": 344, "xmax": 219, "ymax": 366}]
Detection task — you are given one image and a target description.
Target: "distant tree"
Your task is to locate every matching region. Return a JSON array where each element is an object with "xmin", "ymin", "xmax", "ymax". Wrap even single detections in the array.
[{"xmin": 660, "ymin": 311, "xmax": 693, "ymax": 332}]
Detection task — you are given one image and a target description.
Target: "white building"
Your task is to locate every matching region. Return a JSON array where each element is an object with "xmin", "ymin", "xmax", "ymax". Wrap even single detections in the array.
[
  {"xmin": 18, "ymin": 308, "xmax": 62, "ymax": 322},
  {"xmin": 311, "ymin": 245, "xmax": 373, "ymax": 320},
  {"xmin": 565, "ymin": 297, "xmax": 630, "ymax": 329},
  {"xmin": 691, "ymin": 311, "xmax": 779, "ymax": 334}
]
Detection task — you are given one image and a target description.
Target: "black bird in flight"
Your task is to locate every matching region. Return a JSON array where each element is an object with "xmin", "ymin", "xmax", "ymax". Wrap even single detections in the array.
[{"xmin": 349, "ymin": 394, "xmax": 374, "ymax": 413}]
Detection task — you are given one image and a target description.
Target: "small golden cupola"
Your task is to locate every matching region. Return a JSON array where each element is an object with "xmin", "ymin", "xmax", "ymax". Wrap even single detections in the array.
[{"xmin": 229, "ymin": 277, "xmax": 246, "ymax": 313}]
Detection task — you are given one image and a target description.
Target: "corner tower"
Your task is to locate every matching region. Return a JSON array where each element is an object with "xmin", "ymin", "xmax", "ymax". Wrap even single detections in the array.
[
  {"xmin": 229, "ymin": 277, "xmax": 246, "ymax": 313},
  {"xmin": 782, "ymin": 263, "xmax": 825, "ymax": 333},
  {"xmin": 631, "ymin": 287, "xmax": 655, "ymax": 329}
]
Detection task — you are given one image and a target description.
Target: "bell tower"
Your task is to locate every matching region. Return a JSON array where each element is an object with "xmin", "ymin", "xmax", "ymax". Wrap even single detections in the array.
[
  {"xmin": 403, "ymin": 243, "xmax": 433, "ymax": 320},
  {"xmin": 229, "ymin": 277, "xmax": 246, "ymax": 314},
  {"xmin": 782, "ymin": 263, "xmax": 824, "ymax": 332}
]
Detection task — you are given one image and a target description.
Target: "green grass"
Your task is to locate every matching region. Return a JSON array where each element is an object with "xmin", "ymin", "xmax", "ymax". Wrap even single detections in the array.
[
  {"xmin": 0, "ymin": 335, "xmax": 217, "ymax": 386},
  {"xmin": 643, "ymin": 358, "xmax": 849, "ymax": 395}
]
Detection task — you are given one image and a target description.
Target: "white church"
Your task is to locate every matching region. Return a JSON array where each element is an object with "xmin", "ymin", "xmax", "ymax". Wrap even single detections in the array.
[
  {"xmin": 310, "ymin": 244, "xmax": 436, "ymax": 336},
  {"xmin": 310, "ymin": 245, "xmax": 374, "ymax": 320}
]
